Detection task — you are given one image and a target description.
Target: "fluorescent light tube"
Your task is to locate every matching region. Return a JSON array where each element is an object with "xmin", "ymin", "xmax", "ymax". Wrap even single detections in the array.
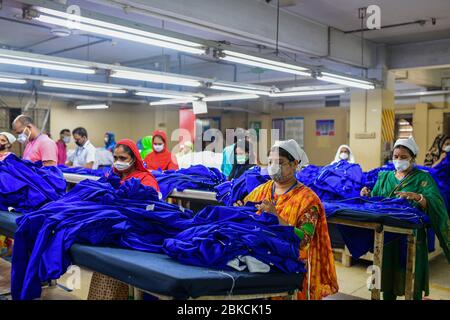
[
  {"xmin": 43, "ymin": 80, "xmax": 126, "ymax": 94},
  {"xmin": 135, "ymin": 91, "xmax": 194, "ymax": 99},
  {"xmin": 111, "ymin": 70, "xmax": 201, "ymax": 87},
  {"xmin": 209, "ymin": 85, "xmax": 272, "ymax": 96},
  {"xmin": 0, "ymin": 77, "xmax": 27, "ymax": 84},
  {"xmin": 0, "ymin": 56, "xmax": 95, "ymax": 74},
  {"xmin": 76, "ymin": 104, "xmax": 109, "ymax": 110},
  {"xmin": 318, "ymin": 73, "xmax": 375, "ymax": 89},
  {"xmin": 270, "ymin": 89, "xmax": 346, "ymax": 97},
  {"xmin": 35, "ymin": 13, "xmax": 205, "ymax": 55},
  {"xmin": 150, "ymin": 98, "xmax": 198, "ymax": 106},
  {"xmin": 221, "ymin": 50, "xmax": 310, "ymax": 76},
  {"xmin": 203, "ymin": 94, "xmax": 259, "ymax": 102}
]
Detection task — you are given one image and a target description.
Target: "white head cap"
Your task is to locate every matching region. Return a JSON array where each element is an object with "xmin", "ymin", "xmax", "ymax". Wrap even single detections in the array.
[
  {"xmin": 394, "ymin": 136, "xmax": 419, "ymax": 156},
  {"xmin": 272, "ymin": 139, "xmax": 309, "ymax": 166},
  {"xmin": 0, "ymin": 132, "xmax": 16, "ymax": 145}
]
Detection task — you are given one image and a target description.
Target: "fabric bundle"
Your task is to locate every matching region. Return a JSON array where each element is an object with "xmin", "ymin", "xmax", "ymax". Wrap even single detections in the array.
[
  {"xmin": 12, "ymin": 177, "xmax": 304, "ymax": 300},
  {"xmin": 58, "ymin": 165, "xmax": 111, "ymax": 177},
  {"xmin": 153, "ymin": 165, "xmax": 226, "ymax": 199},
  {"xmin": 0, "ymin": 155, "xmax": 66, "ymax": 213}
]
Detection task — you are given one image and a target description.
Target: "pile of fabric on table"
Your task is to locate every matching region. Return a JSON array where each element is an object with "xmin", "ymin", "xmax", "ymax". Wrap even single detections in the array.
[
  {"xmin": 11, "ymin": 177, "xmax": 304, "ymax": 300},
  {"xmin": 57, "ymin": 165, "xmax": 111, "ymax": 177},
  {"xmin": 0, "ymin": 155, "xmax": 66, "ymax": 213},
  {"xmin": 215, "ymin": 166, "xmax": 270, "ymax": 206},
  {"xmin": 152, "ymin": 165, "xmax": 226, "ymax": 199}
]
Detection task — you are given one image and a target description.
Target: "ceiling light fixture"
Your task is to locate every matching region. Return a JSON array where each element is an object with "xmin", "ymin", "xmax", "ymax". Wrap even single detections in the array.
[
  {"xmin": 270, "ymin": 89, "xmax": 346, "ymax": 97},
  {"xmin": 203, "ymin": 94, "xmax": 260, "ymax": 102},
  {"xmin": 0, "ymin": 77, "xmax": 27, "ymax": 84},
  {"xmin": 111, "ymin": 70, "xmax": 202, "ymax": 87},
  {"xmin": 42, "ymin": 80, "xmax": 126, "ymax": 94},
  {"xmin": 76, "ymin": 103, "xmax": 109, "ymax": 110},
  {"xmin": 317, "ymin": 72, "xmax": 375, "ymax": 90},
  {"xmin": 149, "ymin": 98, "xmax": 199, "ymax": 106}
]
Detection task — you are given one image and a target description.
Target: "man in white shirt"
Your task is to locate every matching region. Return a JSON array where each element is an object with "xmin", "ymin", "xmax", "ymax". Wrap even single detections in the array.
[{"xmin": 67, "ymin": 127, "xmax": 97, "ymax": 169}]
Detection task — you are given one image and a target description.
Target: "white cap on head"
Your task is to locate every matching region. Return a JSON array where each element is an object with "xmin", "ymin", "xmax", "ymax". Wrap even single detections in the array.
[
  {"xmin": 272, "ymin": 139, "xmax": 309, "ymax": 166},
  {"xmin": 394, "ymin": 136, "xmax": 419, "ymax": 156},
  {"xmin": 0, "ymin": 132, "xmax": 16, "ymax": 145}
]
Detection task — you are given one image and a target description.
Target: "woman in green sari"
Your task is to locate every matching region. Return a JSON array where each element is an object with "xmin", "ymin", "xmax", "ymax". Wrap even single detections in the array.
[{"xmin": 360, "ymin": 136, "xmax": 449, "ymax": 300}]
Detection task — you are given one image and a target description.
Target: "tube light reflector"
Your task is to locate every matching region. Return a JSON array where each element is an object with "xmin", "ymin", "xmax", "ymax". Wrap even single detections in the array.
[
  {"xmin": 35, "ymin": 11, "xmax": 205, "ymax": 55},
  {"xmin": 270, "ymin": 89, "xmax": 346, "ymax": 97},
  {"xmin": 150, "ymin": 98, "xmax": 198, "ymax": 106},
  {"xmin": 0, "ymin": 77, "xmax": 27, "ymax": 84},
  {"xmin": 318, "ymin": 73, "xmax": 375, "ymax": 90},
  {"xmin": 209, "ymin": 85, "xmax": 272, "ymax": 96},
  {"xmin": 111, "ymin": 70, "xmax": 201, "ymax": 87},
  {"xmin": 135, "ymin": 91, "xmax": 194, "ymax": 99},
  {"xmin": 43, "ymin": 80, "xmax": 126, "ymax": 94},
  {"xmin": 0, "ymin": 56, "xmax": 95, "ymax": 74},
  {"xmin": 203, "ymin": 94, "xmax": 259, "ymax": 102},
  {"xmin": 221, "ymin": 50, "xmax": 310, "ymax": 76},
  {"xmin": 76, "ymin": 104, "xmax": 109, "ymax": 110}
]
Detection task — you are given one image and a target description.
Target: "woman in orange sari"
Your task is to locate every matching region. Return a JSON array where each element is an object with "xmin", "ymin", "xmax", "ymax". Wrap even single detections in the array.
[{"xmin": 235, "ymin": 140, "xmax": 338, "ymax": 300}]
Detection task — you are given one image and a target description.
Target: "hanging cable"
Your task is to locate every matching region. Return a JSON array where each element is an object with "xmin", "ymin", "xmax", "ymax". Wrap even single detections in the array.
[{"xmin": 275, "ymin": 0, "xmax": 280, "ymax": 56}]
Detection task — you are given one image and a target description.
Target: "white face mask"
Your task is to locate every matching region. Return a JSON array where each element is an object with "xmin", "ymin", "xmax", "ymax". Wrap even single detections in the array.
[
  {"xmin": 63, "ymin": 136, "xmax": 71, "ymax": 144},
  {"xmin": 393, "ymin": 159, "xmax": 410, "ymax": 172},
  {"xmin": 17, "ymin": 127, "xmax": 31, "ymax": 144},
  {"xmin": 339, "ymin": 152, "xmax": 349, "ymax": 160},
  {"xmin": 114, "ymin": 161, "xmax": 132, "ymax": 172},
  {"xmin": 444, "ymin": 146, "xmax": 450, "ymax": 153},
  {"xmin": 154, "ymin": 144, "xmax": 164, "ymax": 152}
]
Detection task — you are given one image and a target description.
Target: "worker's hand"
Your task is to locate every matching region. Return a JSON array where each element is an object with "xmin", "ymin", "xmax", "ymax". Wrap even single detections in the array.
[
  {"xmin": 233, "ymin": 200, "xmax": 244, "ymax": 207},
  {"xmin": 439, "ymin": 152, "xmax": 447, "ymax": 161},
  {"xmin": 360, "ymin": 187, "xmax": 371, "ymax": 197},
  {"xmin": 395, "ymin": 191, "xmax": 420, "ymax": 201},
  {"xmin": 255, "ymin": 199, "xmax": 277, "ymax": 214}
]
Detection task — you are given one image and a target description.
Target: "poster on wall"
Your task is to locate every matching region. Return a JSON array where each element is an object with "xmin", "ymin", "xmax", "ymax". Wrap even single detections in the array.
[
  {"xmin": 284, "ymin": 117, "xmax": 304, "ymax": 148},
  {"xmin": 316, "ymin": 119, "xmax": 335, "ymax": 136}
]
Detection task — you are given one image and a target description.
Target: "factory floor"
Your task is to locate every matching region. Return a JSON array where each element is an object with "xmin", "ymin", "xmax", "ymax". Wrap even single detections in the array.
[{"xmin": 1, "ymin": 254, "xmax": 448, "ymax": 300}]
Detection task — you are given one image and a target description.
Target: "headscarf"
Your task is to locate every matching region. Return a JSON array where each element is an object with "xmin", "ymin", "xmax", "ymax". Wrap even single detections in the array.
[
  {"xmin": 424, "ymin": 134, "xmax": 449, "ymax": 167},
  {"xmin": 331, "ymin": 144, "xmax": 355, "ymax": 164},
  {"xmin": 114, "ymin": 139, "xmax": 159, "ymax": 191},
  {"xmin": 0, "ymin": 132, "xmax": 17, "ymax": 145},
  {"xmin": 104, "ymin": 132, "xmax": 116, "ymax": 152},
  {"xmin": 394, "ymin": 136, "xmax": 419, "ymax": 156},
  {"xmin": 272, "ymin": 139, "xmax": 309, "ymax": 167},
  {"xmin": 140, "ymin": 136, "xmax": 153, "ymax": 159},
  {"xmin": 228, "ymin": 141, "xmax": 255, "ymax": 180},
  {"xmin": 144, "ymin": 130, "xmax": 178, "ymax": 171}
]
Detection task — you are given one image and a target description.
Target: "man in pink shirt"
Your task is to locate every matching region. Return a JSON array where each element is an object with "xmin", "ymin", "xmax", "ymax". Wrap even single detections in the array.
[
  {"xmin": 12, "ymin": 115, "xmax": 58, "ymax": 167},
  {"xmin": 56, "ymin": 128, "xmax": 71, "ymax": 165}
]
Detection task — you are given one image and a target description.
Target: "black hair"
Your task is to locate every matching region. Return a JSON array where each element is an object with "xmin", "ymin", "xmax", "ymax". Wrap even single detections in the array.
[
  {"xmin": 393, "ymin": 145, "xmax": 415, "ymax": 159},
  {"xmin": 270, "ymin": 146, "xmax": 296, "ymax": 162},
  {"xmin": 234, "ymin": 139, "xmax": 252, "ymax": 155},
  {"xmin": 115, "ymin": 144, "xmax": 136, "ymax": 161},
  {"xmin": 72, "ymin": 127, "xmax": 88, "ymax": 138},
  {"xmin": 60, "ymin": 129, "xmax": 70, "ymax": 135}
]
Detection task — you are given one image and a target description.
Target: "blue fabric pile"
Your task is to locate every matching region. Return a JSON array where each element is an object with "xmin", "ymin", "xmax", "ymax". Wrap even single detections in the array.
[
  {"xmin": 12, "ymin": 177, "xmax": 304, "ymax": 300},
  {"xmin": 296, "ymin": 160, "xmax": 364, "ymax": 200},
  {"xmin": 215, "ymin": 166, "xmax": 270, "ymax": 206},
  {"xmin": 58, "ymin": 165, "xmax": 111, "ymax": 177},
  {"xmin": 153, "ymin": 165, "xmax": 226, "ymax": 199},
  {"xmin": 0, "ymin": 155, "xmax": 66, "ymax": 213}
]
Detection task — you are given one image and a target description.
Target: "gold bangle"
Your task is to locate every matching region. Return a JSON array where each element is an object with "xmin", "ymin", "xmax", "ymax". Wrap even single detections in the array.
[{"xmin": 417, "ymin": 194, "xmax": 424, "ymax": 202}]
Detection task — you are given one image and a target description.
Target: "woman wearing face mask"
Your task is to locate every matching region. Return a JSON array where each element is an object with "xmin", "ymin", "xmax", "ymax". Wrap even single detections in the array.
[
  {"xmin": 360, "ymin": 136, "xmax": 449, "ymax": 300},
  {"xmin": 144, "ymin": 130, "xmax": 178, "ymax": 171},
  {"xmin": 88, "ymin": 138, "xmax": 159, "ymax": 300},
  {"xmin": 331, "ymin": 144, "xmax": 355, "ymax": 164},
  {"xmin": 227, "ymin": 140, "xmax": 255, "ymax": 180},
  {"xmin": 112, "ymin": 139, "xmax": 159, "ymax": 189},
  {"xmin": 234, "ymin": 140, "xmax": 338, "ymax": 300},
  {"xmin": 424, "ymin": 134, "xmax": 450, "ymax": 168},
  {"xmin": 0, "ymin": 132, "xmax": 16, "ymax": 161}
]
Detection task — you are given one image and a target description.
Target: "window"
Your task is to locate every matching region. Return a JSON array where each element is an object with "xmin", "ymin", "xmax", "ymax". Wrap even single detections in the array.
[{"xmin": 395, "ymin": 114, "xmax": 413, "ymax": 140}]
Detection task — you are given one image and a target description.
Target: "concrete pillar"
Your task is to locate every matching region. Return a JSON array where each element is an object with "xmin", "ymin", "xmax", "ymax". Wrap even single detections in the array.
[{"xmin": 413, "ymin": 103, "xmax": 430, "ymax": 165}]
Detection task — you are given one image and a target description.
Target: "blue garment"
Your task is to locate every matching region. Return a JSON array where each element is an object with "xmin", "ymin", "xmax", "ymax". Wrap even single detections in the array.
[
  {"xmin": 164, "ymin": 206, "xmax": 305, "ymax": 274},
  {"xmin": 0, "ymin": 154, "xmax": 66, "ymax": 213},
  {"xmin": 324, "ymin": 197, "xmax": 430, "ymax": 259},
  {"xmin": 296, "ymin": 161, "xmax": 364, "ymax": 200},
  {"xmin": 12, "ymin": 177, "xmax": 302, "ymax": 300},
  {"xmin": 58, "ymin": 165, "xmax": 111, "ymax": 177},
  {"xmin": 425, "ymin": 154, "xmax": 450, "ymax": 212},
  {"xmin": 215, "ymin": 166, "xmax": 270, "ymax": 206},
  {"xmin": 154, "ymin": 165, "xmax": 226, "ymax": 199}
]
